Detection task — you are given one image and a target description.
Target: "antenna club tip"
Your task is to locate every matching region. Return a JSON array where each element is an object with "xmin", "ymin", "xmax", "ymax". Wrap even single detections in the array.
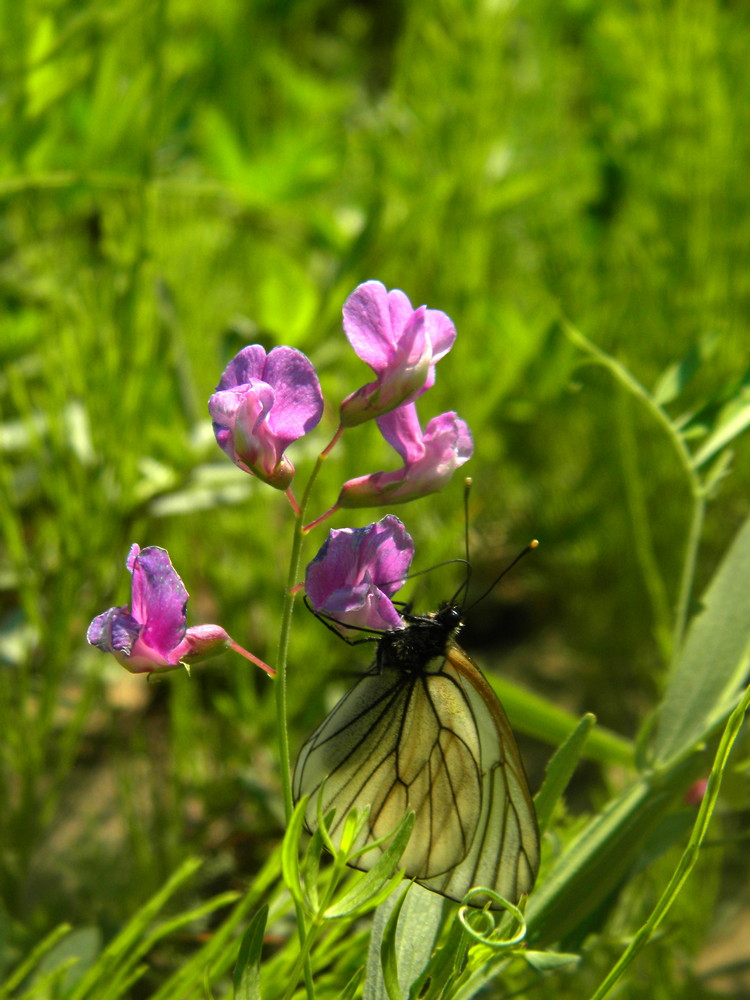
[
  {"xmin": 530, "ymin": 539, "xmax": 540, "ymax": 549},
  {"xmin": 464, "ymin": 476, "xmax": 473, "ymax": 487}
]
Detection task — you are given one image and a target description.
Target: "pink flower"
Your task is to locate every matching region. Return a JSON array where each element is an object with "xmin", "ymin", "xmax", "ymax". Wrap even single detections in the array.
[
  {"xmin": 87, "ymin": 545, "xmax": 273, "ymax": 676},
  {"xmin": 305, "ymin": 516, "xmax": 414, "ymax": 633},
  {"xmin": 209, "ymin": 345, "xmax": 323, "ymax": 490},
  {"xmin": 337, "ymin": 403, "xmax": 473, "ymax": 508},
  {"xmin": 339, "ymin": 281, "xmax": 456, "ymax": 427}
]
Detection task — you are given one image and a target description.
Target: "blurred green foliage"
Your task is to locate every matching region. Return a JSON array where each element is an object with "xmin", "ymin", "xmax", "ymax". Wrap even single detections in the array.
[{"xmin": 0, "ymin": 0, "xmax": 748, "ymax": 995}]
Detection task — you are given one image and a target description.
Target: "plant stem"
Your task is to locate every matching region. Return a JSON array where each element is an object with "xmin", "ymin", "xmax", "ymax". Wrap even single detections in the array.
[
  {"xmin": 614, "ymin": 390, "xmax": 672, "ymax": 661},
  {"xmin": 274, "ymin": 449, "xmax": 332, "ymax": 1000},
  {"xmin": 587, "ymin": 683, "xmax": 750, "ymax": 1000},
  {"xmin": 561, "ymin": 319, "xmax": 708, "ymax": 655}
]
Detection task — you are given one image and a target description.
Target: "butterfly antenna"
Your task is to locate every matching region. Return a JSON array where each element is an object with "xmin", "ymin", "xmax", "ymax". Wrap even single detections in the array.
[{"xmin": 464, "ymin": 539, "xmax": 539, "ymax": 613}]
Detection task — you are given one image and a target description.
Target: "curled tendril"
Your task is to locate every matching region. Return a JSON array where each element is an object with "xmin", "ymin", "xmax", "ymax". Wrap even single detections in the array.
[{"xmin": 458, "ymin": 889, "xmax": 527, "ymax": 950}]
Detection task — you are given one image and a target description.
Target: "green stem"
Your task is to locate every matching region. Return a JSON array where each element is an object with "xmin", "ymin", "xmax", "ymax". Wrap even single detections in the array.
[
  {"xmin": 274, "ymin": 451, "xmax": 331, "ymax": 1000},
  {"xmin": 614, "ymin": 391, "xmax": 672, "ymax": 661},
  {"xmin": 276, "ymin": 517, "xmax": 306, "ymax": 824},
  {"xmin": 587, "ymin": 683, "xmax": 750, "ymax": 1000},
  {"xmin": 561, "ymin": 319, "xmax": 708, "ymax": 654},
  {"xmin": 561, "ymin": 321, "xmax": 697, "ymax": 480},
  {"xmin": 276, "ymin": 453, "xmax": 328, "ymax": 821}
]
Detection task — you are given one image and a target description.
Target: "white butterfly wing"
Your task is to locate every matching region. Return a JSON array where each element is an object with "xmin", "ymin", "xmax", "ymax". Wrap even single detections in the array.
[
  {"xmin": 293, "ymin": 667, "xmax": 483, "ymax": 878},
  {"xmin": 293, "ymin": 645, "xmax": 539, "ymax": 908},
  {"xmin": 418, "ymin": 644, "xmax": 540, "ymax": 906}
]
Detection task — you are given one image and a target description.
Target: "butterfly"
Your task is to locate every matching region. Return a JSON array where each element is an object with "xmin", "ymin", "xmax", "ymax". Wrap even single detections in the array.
[{"xmin": 292, "ymin": 595, "xmax": 540, "ymax": 909}]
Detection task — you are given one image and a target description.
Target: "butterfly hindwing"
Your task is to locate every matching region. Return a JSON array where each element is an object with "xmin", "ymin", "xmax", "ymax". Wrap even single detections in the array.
[
  {"xmin": 293, "ymin": 636, "xmax": 540, "ymax": 908},
  {"xmin": 418, "ymin": 643, "xmax": 540, "ymax": 906}
]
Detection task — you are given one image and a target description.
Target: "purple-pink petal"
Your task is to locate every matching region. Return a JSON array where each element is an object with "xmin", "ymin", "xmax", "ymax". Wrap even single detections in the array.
[
  {"xmin": 376, "ymin": 404, "xmax": 426, "ymax": 465},
  {"xmin": 343, "ymin": 282, "xmax": 421, "ymax": 373},
  {"xmin": 306, "ymin": 516, "xmax": 414, "ymax": 632},
  {"xmin": 209, "ymin": 345, "xmax": 323, "ymax": 488},
  {"xmin": 87, "ymin": 606, "xmax": 141, "ymax": 656},
  {"xmin": 128, "ymin": 545, "xmax": 188, "ymax": 657},
  {"xmin": 337, "ymin": 410, "xmax": 473, "ymax": 508},
  {"xmin": 319, "ymin": 581, "xmax": 405, "ymax": 632},
  {"xmin": 263, "ymin": 347, "xmax": 324, "ymax": 446},
  {"xmin": 339, "ymin": 282, "xmax": 457, "ymax": 427},
  {"xmin": 216, "ymin": 344, "xmax": 268, "ymax": 391}
]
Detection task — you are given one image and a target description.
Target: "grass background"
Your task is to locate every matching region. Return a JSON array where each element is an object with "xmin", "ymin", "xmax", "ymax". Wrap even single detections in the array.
[{"xmin": 1, "ymin": 0, "xmax": 749, "ymax": 995}]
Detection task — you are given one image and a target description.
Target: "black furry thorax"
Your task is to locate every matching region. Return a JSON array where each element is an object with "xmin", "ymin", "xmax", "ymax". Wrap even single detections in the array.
[{"xmin": 376, "ymin": 602, "xmax": 464, "ymax": 674}]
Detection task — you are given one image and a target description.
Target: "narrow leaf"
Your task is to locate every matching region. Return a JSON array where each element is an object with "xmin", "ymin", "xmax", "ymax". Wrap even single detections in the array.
[
  {"xmin": 414, "ymin": 908, "xmax": 469, "ymax": 1000},
  {"xmin": 233, "ymin": 906, "xmax": 268, "ymax": 1000},
  {"xmin": 0, "ymin": 924, "xmax": 72, "ymax": 998},
  {"xmin": 281, "ymin": 796, "xmax": 309, "ymax": 910},
  {"xmin": 380, "ymin": 887, "xmax": 411, "ymax": 1000},
  {"xmin": 652, "ymin": 342, "xmax": 705, "ymax": 406},
  {"xmin": 341, "ymin": 968, "xmax": 365, "ymax": 1000},
  {"xmin": 67, "ymin": 858, "xmax": 202, "ymax": 1000},
  {"xmin": 325, "ymin": 813, "xmax": 414, "ymax": 919},
  {"xmin": 589, "ymin": 684, "xmax": 750, "ymax": 1000},
  {"xmin": 525, "ymin": 757, "xmax": 700, "ymax": 947},
  {"xmin": 364, "ymin": 888, "xmax": 444, "ymax": 1000},
  {"xmin": 534, "ymin": 714, "xmax": 596, "ymax": 833},
  {"xmin": 524, "ymin": 950, "xmax": 580, "ymax": 971},
  {"xmin": 653, "ymin": 513, "xmax": 750, "ymax": 766},
  {"xmin": 300, "ymin": 824, "xmax": 327, "ymax": 913},
  {"xmin": 692, "ymin": 397, "xmax": 750, "ymax": 468}
]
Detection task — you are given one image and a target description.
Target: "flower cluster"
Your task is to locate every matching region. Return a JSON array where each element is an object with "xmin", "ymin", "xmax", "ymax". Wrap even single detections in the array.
[
  {"xmin": 207, "ymin": 279, "xmax": 472, "ymax": 509},
  {"xmin": 88, "ymin": 279, "xmax": 471, "ymax": 676}
]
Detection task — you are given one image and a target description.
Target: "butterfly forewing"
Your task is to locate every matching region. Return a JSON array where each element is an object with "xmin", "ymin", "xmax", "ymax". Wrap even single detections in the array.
[
  {"xmin": 293, "ymin": 606, "xmax": 540, "ymax": 909},
  {"xmin": 293, "ymin": 666, "xmax": 483, "ymax": 879}
]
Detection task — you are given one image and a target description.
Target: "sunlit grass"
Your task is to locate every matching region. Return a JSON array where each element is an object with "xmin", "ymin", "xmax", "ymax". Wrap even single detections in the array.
[{"xmin": 1, "ymin": 0, "xmax": 749, "ymax": 996}]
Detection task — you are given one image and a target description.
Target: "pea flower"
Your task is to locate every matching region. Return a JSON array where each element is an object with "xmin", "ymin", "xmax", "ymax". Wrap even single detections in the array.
[
  {"xmin": 337, "ymin": 403, "xmax": 473, "ymax": 508},
  {"xmin": 340, "ymin": 281, "xmax": 456, "ymax": 427},
  {"xmin": 305, "ymin": 516, "xmax": 414, "ymax": 633},
  {"xmin": 87, "ymin": 544, "xmax": 274, "ymax": 676},
  {"xmin": 209, "ymin": 345, "xmax": 324, "ymax": 490}
]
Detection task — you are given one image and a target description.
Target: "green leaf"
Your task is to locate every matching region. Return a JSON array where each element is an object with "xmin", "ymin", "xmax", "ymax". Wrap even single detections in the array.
[
  {"xmin": 0, "ymin": 924, "xmax": 72, "ymax": 998},
  {"xmin": 534, "ymin": 713, "xmax": 596, "ymax": 834},
  {"xmin": 413, "ymin": 908, "xmax": 469, "ymax": 1000},
  {"xmin": 524, "ymin": 949, "xmax": 580, "ymax": 971},
  {"xmin": 652, "ymin": 341, "xmax": 707, "ymax": 406},
  {"xmin": 66, "ymin": 858, "xmax": 202, "ymax": 1000},
  {"xmin": 364, "ymin": 888, "xmax": 444, "ymax": 1000},
  {"xmin": 233, "ymin": 906, "xmax": 268, "ymax": 1000},
  {"xmin": 324, "ymin": 813, "xmax": 414, "ymax": 919},
  {"xmin": 489, "ymin": 676, "xmax": 633, "ymax": 767},
  {"xmin": 33, "ymin": 927, "xmax": 101, "ymax": 995},
  {"xmin": 281, "ymin": 797, "xmax": 309, "ymax": 910},
  {"xmin": 341, "ymin": 968, "xmax": 365, "ymax": 1000},
  {"xmin": 691, "ymin": 395, "xmax": 750, "ymax": 468},
  {"xmin": 653, "ymin": 513, "xmax": 750, "ymax": 767},
  {"xmin": 380, "ymin": 886, "xmax": 411, "ymax": 1000},
  {"xmin": 300, "ymin": 824, "xmax": 328, "ymax": 913},
  {"xmin": 525, "ymin": 758, "xmax": 699, "ymax": 947}
]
